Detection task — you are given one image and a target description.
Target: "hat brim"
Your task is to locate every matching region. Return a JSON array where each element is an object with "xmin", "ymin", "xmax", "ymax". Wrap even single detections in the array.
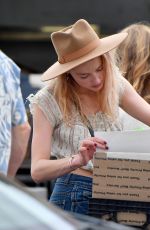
[{"xmin": 41, "ymin": 32, "xmax": 127, "ymax": 82}]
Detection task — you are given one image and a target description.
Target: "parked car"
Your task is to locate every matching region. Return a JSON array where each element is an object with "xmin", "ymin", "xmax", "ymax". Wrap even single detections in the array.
[{"xmin": 0, "ymin": 174, "xmax": 135, "ymax": 230}]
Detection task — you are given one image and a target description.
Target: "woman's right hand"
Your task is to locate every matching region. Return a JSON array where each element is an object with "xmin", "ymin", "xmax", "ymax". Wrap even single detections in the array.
[{"xmin": 72, "ymin": 137, "xmax": 108, "ymax": 167}]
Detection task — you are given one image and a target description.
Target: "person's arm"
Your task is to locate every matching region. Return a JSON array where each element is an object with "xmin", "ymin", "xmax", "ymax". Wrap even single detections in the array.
[
  {"xmin": 31, "ymin": 105, "xmax": 107, "ymax": 183},
  {"xmin": 7, "ymin": 121, "xmax": 31, "ymax": 177},
  {"xmin": 120, "ymin": 78, "xmax": 150, "ymax": 126}
]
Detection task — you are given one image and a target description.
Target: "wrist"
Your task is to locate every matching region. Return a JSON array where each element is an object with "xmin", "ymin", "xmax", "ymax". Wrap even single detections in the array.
[{"xmin": 69, "ymin": 155, "xmax": 83, "ymax": 170}]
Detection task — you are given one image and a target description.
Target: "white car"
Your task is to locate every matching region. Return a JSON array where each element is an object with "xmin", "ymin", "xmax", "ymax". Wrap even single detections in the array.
[{"xmin": 0, "ymin": 173, "xmax": 135, "ymax": 230}]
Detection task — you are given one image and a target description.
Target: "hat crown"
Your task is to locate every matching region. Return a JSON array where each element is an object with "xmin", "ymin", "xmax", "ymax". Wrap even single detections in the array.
[
  {"xmin": 42, "ymin": 18, "xmax": 127, "ymax": 81},
  {"xmin": 51, "ymin": 19, "xmax": 100, "ymax": 64}
]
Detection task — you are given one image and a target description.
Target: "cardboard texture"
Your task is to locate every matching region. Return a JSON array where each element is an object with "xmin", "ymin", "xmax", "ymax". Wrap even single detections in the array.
[
  {"xmin": 93, "ymin": 152, "xmax": 150, "ymax": 202},
  {"xmin": 92, "ymin": 130, "xmax": 150, "ymax": 226},
  {"xmin": 93, "ymin": 130, "xmax": 150, "ymax": 201},
  {"xmin": 116, "ymin": 212, "xmax": 146, "ymax": 227}
]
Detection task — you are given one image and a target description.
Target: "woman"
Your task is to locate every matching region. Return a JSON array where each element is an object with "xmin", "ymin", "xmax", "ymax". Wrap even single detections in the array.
[
  {"xmin": 115, "ymin": 22, "xmax": 150, "ymax": 130},
  {"xmin": 29, "ymin": 19, "xmax": 150, "ymax": 215}
]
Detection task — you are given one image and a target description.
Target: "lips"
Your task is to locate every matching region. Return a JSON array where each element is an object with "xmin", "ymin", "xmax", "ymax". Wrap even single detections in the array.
[{"xmin": 92, "ymin": 84, "xmax": 101, "ymax": 88}]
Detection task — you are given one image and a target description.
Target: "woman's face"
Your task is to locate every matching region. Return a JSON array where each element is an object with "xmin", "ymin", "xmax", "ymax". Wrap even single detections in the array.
[{"xmin": 69, "ymin": 57, "xmax": 104, "ymax": 93}]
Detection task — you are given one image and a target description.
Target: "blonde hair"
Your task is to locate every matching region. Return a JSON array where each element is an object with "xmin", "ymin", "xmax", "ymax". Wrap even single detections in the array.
[
  {"xmin": 116, "ymin": 22, "xmax": 150, "ymax": 103},
  {"xmin": 51, "ymin": 54, "xmax": 118, "ymax": 125}
]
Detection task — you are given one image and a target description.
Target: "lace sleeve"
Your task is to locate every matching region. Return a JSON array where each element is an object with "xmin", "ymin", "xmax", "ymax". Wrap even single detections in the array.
[{"xmin": 28, "ymin": 87, "xmax": 62, "ymax": 128}]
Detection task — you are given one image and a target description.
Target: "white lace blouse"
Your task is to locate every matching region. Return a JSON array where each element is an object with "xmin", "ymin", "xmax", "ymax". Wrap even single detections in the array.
[{"xmin": 29, "ymin": 73, "xmax": 125, "ymax": 171}]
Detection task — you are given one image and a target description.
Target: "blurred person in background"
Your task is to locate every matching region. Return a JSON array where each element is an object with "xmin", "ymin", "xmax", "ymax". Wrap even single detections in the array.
[
  {"xmin": 29, "ymin": 19, "xmax": 150, "ymax": 215},
  {"xmin": 0, "ymin": 50, "xmax": 31, "ymax": 176},
  {"xmin": 115, "ymin": 22, "xmax": 150, "ymax": 130}
]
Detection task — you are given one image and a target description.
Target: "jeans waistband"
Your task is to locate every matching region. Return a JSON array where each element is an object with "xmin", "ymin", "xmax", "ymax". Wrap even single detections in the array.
[{"xmin": 57, "ymin": 173, "xmax": 92, "ymax": 184}]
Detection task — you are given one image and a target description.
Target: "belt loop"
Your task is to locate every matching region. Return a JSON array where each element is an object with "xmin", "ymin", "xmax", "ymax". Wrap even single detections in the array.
[{"xmin": 64, "ymin": 173, "xmax": 72, "ymax": 184}]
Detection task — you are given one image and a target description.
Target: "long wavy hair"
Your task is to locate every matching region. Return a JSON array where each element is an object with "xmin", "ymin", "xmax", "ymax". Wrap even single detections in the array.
[
  {"xmin": 115, "ymin": 22, "xmax": 150, "ymax": 104},
  {"xmin": 49, "ymin": 53, "xmax": 119, "ymax": 125}
]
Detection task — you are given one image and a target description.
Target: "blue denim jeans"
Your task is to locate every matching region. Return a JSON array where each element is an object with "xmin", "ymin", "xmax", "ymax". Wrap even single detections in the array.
[{"xmin": 49, "ymin": 173, "xmax": 92, "ymax": 215}]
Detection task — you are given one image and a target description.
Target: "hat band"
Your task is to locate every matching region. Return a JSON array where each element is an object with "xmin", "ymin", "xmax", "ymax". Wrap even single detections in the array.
[{"xmin": 58, "ymin": 39, "xmax": 100, "ymax": 64}]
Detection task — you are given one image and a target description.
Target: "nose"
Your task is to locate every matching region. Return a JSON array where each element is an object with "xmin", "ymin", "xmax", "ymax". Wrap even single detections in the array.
[{"xmin": 91, "ymin": 73, "xmax": 101, "ymax": 85}]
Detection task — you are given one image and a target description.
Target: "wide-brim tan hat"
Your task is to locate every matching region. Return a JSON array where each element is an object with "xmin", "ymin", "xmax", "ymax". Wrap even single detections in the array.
[{"xmin": 42, "ymin": 19, "xmax": 128, "ymax": 81}]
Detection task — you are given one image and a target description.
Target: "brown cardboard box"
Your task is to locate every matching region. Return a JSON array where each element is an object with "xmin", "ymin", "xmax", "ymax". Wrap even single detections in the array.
[
  {"xmin": 91, "ymin": 130, "xmax": 150, "ymax": 226},
  {"xmin": 92, "ymin": 151, "xmax": 150, "ymax": 226},
  {"xmin": 93, "ymin": 151, "xmax": 150, "ymax": 202}
]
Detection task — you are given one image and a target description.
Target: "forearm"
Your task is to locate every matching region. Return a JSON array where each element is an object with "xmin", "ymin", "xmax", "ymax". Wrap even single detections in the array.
[
  {"xmin": 31, "ymin": 137, "xmax": 106, "ymax": 183},
  {"xmin": 31, "ymin": 156, "xmax": 82, "ymax": 183},
  {"xmin": 8, "ymin": 122, "xmax": 31, "ymax": 177}
]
